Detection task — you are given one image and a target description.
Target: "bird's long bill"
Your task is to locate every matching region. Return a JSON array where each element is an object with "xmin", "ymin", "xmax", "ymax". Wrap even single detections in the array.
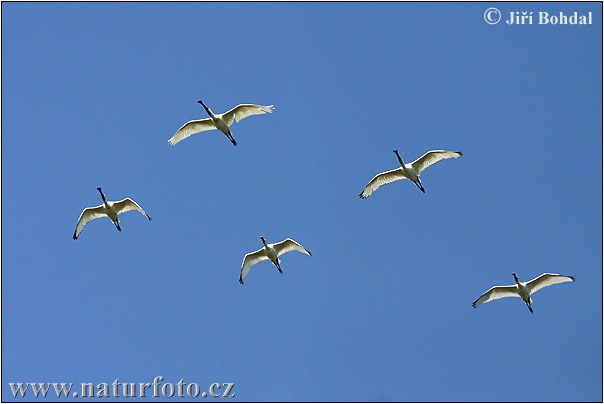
[
  {"xmin": 97, "ymin": 188, "xmax": 107, "ymax": 201},
  {"xmin": 197, "ymin": 100, "xmax": 211, "ymax": 115}
]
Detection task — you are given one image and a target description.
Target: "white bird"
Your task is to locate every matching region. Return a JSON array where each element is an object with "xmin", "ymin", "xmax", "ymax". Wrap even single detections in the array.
[
  {"xmin": 359, "ymin": 149, "xmax": 462, "ymax": 198},
  {"xmin": 472, "ymin": 272, "xmax": 575, "ymax": 313},
  {"xmin": 168, "ymin": 100, "xmax": 274, "ymax": 146},
  {"xmin": 73, "ymin": 187, "xmax": 152, "ymax": 239},
  {"xmin": 239, "ymin": 236, "xmax": 312, "ymax": 284}
]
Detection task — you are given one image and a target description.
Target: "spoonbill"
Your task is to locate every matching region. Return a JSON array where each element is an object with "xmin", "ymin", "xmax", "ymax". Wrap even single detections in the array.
[
  {"xmin": 472, "ymin": 273, "xmax": 575, "ymax": 313},
  {"xmin": 168, "ymin": 100, "xmax": 274, "ymax": 146},
  {"xmin": 239, "ymin": 236, "xmax": 312, "ymax": 284},
  {"xmin": 359, "ymin": 149, "xmax": 462, "ymax": 198},
  {"xmin": 73, "ymin": 188, "xmax": 151, "ymax": 239}
]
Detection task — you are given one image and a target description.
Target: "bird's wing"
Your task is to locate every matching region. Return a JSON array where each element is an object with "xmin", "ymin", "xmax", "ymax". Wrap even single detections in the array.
[
  {"xmin": 222, "ymin": 104, "xmax": 274, "ymax": 127},
  {"xmin": 272, "ymin": 238, "xmax": 312, "ymax": 257},
  {"xmin": 411, "ymin": 150, "xmax": 462, "ymax": 175},
  {"xmin": 359, "ymin": 168, "xmax": 407, "ymax": 199},
  {"xmin": 526, "ymin": 273, "xmax": 575, "ymax": 295},
  {"xmin": 168, "ymin": 118, "xmax": 216, "ymax": 145},
  {"xmin": 240, "ymin": 249, "xmax": 270, "ymax": 284},
  {"xmin": 472, "ymin": 285, "xmax": 519, "ymax": 308},
  {"xmin": 112, "ymin": 198, "xmax": 152, "ymax": 220},
  {"xmin": 73, "ymin": 205, "xmax": 106, "ymax": 239}
]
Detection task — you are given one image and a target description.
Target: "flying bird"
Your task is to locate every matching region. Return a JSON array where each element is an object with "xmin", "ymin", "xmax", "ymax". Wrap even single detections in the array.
[
  {"xmin": 472, "ymin": 273, "xmax": 575, "ymax": 313},
  {"xmin": 73, "ymin": 188, "xmax": 151, "ymax": 239},
  {"xmin": 168, "ymin": 100, "xmax": 274, "ymax": 146},
  {"xmin": 240, "ymin": 236, "xmax": 312, "ymax": 284},
  {"xmin": 359, "ymin": 149, "xmax": 462, "ymax": 198}
]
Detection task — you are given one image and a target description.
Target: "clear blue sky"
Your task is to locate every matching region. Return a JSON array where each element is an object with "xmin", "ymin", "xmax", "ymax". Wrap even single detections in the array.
[{"xmin": 2, "ymin": 2, "xmax": 602, "ymax": 402}]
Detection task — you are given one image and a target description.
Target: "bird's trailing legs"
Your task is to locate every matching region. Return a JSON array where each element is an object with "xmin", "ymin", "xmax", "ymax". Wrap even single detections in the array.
[
  {"xmin": 415, "ymin": 180, "xmax": 426, "ymax": 193},
  {"xmin": 226, "ymin": 132, "xmax": 237, "ymax": 146}
]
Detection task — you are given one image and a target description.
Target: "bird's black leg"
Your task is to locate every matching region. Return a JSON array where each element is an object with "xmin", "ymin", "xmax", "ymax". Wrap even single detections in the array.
[{"xmin": 225, "ymin": 129, "xmax": 237, "ymax": 146}]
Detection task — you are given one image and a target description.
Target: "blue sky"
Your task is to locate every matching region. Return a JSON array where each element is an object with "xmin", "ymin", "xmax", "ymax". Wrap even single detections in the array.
[{"xmin": 1, "ymin": 2, "xmax": 602, "ymax": 402}]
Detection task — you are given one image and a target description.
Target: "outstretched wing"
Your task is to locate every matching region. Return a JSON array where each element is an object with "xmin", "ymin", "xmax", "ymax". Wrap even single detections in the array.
[
  {"xmin": 411, "ymin": 150, "xmax": 462, "ymax": 175},
  {"xmin": 112, "ymin": 198, "xmax": 152, "ymax": 220},
  {"xmin": 359, "ymin": 168, "xmax": 406, "ymax": 199},
  {"xmin": 272, "ymin": 238, "xmax": 312, "ymax": 257},
  {"xmin": 472, "ymin": 285, "xmax": 519, "ymax": 308},
  {"xmin": 222, "ymin": 104, "xmax": 274, "ymax": 127},
  {"xmin": 526, "ymin": 273, "xmax": 575, "ymax": 295},
  {"xmin": 168, "ymin": 118, "xmax": 216, "ymax": 145},
  {"xmin": 240, "ymin": 249, "xmax": 270, "ymax": 284},
  {"xmin": 73, "ymin": 205, "xmax": 106, "ymax": 239}
]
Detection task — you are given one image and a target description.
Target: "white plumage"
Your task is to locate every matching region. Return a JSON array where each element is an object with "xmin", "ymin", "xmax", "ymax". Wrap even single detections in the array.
[
  {"xmin": 472, "ymin": 272, "xmax": 575, "ymax": 313},
  {"xmin": 240, "ymin": 237, "xmax": 312, "ymax": 284},
  {"xmin": 168, "ymin": 100, "xmax": 274, "ymax": 146},
  {"xmin": 360, "ymin": 149, "xmax": 462, "ymax": 198},
  {"xmin": 73, "ymin": 188, "xmax": 151, "ymax": 239}
]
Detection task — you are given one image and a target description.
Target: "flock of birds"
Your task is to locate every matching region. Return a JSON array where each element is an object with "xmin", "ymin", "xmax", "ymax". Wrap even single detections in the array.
[{"xmin": 73, "ymin": 99, "xmax": 575, "ymax": 312}]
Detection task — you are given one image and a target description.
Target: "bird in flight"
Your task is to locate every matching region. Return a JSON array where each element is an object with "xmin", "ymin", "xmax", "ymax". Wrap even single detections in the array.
[
  {"xmin": 360, "ymin": 149, "xmax": 462, "ymax": 198},
  {"xmin": 472, "ymin": 272, "xmax": 575, "ymax": 313},
  {"xmin": 73, "ymin": 187, "xmax": 151, "ymax": 239},
  {"xmin": 239, "ymin": 236, "xmax": 312, "ymax": 284},
  {"xmin": 168, "ymin": 100, "xmax": 274, "ymax": 146}
]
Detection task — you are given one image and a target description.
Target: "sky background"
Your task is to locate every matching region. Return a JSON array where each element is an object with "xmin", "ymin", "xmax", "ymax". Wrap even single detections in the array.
[{"xmin": 1, "ymin": 2, "xmax": 602, "ymax": 402}]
